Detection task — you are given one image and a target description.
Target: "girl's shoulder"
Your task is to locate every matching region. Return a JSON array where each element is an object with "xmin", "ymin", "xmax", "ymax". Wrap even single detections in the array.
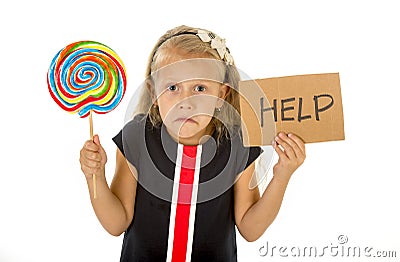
[
  {"xmin": 114, "ymin": 114, "xmax": 148, "ymax": 153},
  {"xmin": 124, "ymin": 113, "xmax": 147, "ymax": 128},
  {"xmin": 121, "ymin": 113, "xmax": 159, "ymax": 136}
]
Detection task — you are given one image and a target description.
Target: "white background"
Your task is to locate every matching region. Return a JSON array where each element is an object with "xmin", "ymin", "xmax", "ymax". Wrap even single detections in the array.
[{"xmin": 1, "ymin": 0, "xmax": 399, "ymax": 261}]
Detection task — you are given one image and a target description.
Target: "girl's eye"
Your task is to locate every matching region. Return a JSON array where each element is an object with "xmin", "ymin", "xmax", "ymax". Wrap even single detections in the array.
[
  {"xmin": 167, "ymin": 85, "xmax": 178, "ymax": 91},
  {"xmin": 194, "ymin": 85, "xmax": 206, "ymax": 92}
]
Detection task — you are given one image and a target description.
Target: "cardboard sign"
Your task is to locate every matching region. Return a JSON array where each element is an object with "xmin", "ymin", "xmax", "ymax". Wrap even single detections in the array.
[{"xmin": 239, "ymin": 73, "xmax": 345, "ymax": 146}]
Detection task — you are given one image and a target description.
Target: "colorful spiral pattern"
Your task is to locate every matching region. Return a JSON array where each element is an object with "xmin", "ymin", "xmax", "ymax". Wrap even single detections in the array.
[{"xmin": 47, "ymin": 41, "xmax": 127, "ymax": 118}]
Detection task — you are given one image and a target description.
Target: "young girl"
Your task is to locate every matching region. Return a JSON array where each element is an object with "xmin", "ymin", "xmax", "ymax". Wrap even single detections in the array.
[{"xmin": 79, "ymin": 25, "xmax": 306, "ymax": 261}]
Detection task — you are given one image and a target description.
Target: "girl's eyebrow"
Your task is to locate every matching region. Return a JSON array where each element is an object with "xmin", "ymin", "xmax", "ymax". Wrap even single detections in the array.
[
  {"xmin": 155, "ymin": 77, "xmax": 221, "ymax": 89},
  {"xmin": 154, "ymin": 78, "xmax": 177, "ymax": 87}
]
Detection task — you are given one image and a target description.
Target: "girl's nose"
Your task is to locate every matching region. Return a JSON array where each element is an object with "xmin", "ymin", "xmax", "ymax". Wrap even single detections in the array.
[
  {"xmin": 178, "ymin": 97, "xmax": 193, "ymax": 110},
  {"xmin": 178, "ymin": 88, "xmax": 194, "ymax": 110}
]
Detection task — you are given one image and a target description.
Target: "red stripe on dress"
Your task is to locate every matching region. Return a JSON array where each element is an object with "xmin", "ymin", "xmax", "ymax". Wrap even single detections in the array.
[{"xmin": 171, "ymin": 145, "xmax": 198, "ymax": 262}]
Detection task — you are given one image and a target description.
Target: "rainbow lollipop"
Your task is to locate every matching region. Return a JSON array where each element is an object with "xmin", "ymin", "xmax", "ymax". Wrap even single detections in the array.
[{"xmin": 47, "ymin": 40, "xmax": 127, "ymax": 198}]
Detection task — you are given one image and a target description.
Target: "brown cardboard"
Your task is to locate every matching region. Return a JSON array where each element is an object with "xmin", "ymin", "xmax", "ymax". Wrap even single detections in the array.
[{"xmin": 239, "ymin": 73, "xmax": 345, "ymax": 146}]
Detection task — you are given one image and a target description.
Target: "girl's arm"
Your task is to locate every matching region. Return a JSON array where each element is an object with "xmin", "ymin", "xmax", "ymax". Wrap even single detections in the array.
[
  {"xmin": 234, "ymin": 132, "xmax": 305, "ymax": 242},
  {"xmin": 80, "ymin": 135, "xmax": 137, "ymax": 236}
]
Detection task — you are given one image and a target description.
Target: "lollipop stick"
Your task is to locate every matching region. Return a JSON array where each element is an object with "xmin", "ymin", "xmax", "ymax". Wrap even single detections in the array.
[{"xmin": 89, "ymin": 111, "xmax": 97, "ymax": 199}]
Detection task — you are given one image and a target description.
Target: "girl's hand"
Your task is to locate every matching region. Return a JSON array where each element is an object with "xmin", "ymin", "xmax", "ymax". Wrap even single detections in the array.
[
  {"xmin": 79, "ymin": 134, "xmax": 108, "ymax": 179},
  {"xmin": 273, "ymin": 132, "xmax": 306, "ymax": 182}
]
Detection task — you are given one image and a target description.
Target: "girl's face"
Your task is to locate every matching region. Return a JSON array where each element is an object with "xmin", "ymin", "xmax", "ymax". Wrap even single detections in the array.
[{"xmin": 152, "ymin": 50, "xmax": 229, "ymax": 145}]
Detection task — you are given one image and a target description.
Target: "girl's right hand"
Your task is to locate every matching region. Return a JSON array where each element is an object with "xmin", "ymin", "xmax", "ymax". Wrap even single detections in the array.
[{"xmin": 79, "ymin": 134, "xmax": 108, "ymax": 179}]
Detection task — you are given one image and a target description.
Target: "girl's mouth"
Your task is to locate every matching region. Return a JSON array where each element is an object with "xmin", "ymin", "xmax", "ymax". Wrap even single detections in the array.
[{"xmin": 175, "ymin": 117, "xmax": 197, "ymax": 124}]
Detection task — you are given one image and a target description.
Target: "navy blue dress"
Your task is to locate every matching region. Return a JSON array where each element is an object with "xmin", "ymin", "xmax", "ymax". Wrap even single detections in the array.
[{"xmin": 113, "ymin": 115, "xmax": 261, "ymax": 262}]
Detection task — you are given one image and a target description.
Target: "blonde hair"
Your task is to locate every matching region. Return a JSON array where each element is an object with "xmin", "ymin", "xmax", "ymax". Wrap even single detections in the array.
[{"xmin": 135, "ymin": 25, "xmax": 242, "ymax": 143}]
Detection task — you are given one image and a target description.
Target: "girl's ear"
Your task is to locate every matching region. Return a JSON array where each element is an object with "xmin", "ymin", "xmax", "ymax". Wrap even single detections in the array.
[{"xmin": 216, "ymin": 84, "xmax": 230, "ymax": 108}]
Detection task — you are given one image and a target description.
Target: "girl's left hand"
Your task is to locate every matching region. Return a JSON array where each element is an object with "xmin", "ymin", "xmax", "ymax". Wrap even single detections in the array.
[{"xmin": 273, "ymin": 132, "xmax": 306, "ymax": 182}]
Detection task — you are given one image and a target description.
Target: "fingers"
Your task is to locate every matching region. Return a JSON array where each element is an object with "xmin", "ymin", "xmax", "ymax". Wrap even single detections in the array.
[
  {"xmin": 93, "ymin": 134, "xmax": 101, "ymax": 146},
  {"xmin": 274, "ymin": 132, "xmax": 306, "ymax": 162},
  {"xmin": 274, "ymin": 133, "xmax": 305, "ymax": 157},
  {"xmin": 80, "ymin": 151, "xmax": 101, "ymax": 167},
  {"xmin": 273, "ymin": 137, "xmax": 287, "ymax": 160},
  {"xmin": 93, "ymin": 134, "xmax": 108, "ymax": 164},
  {"xmin": 288, "ymin": 133, "xmax": 306, "ymax": 156},
  {"xmin": 80, "ymin": 136, "xmax": 107, "ymax": 177},
  {"xmin": 274, "ymin": 133, "xmax": 295, "ymax": 159},
  {"xmin": 83, "ymin": 139, "xmax": 100, "ymax": 152},
  {"xmin": 273, "ymin": 132, "xmax": 306, "ymax": 181},
  {"xmin": 82, "ymin": 146, "xmax": 101, "ymax": 161}
]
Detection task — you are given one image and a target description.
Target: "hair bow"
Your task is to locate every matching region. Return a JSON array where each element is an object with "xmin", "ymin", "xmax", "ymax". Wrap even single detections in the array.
[{"xmin": 197, "ymin": 29, "xmax": 234, "ymax": 65}]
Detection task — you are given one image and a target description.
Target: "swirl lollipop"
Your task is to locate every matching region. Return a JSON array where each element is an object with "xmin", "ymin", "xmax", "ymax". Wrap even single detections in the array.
[{"xmin": 47, "ymin": 40, "xmax": 127, "ymax": 198}]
